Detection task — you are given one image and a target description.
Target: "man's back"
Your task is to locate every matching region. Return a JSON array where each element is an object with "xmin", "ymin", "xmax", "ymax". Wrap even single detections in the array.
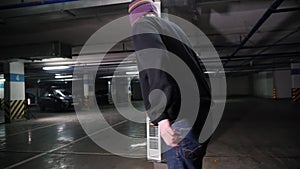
[
  {"xmin": 133, "ymin": 16, "xmax": 211, "ymax": 99},
  {"xmin": 133, "ymin": 16, "xmax": 211, "ymax": 133}
]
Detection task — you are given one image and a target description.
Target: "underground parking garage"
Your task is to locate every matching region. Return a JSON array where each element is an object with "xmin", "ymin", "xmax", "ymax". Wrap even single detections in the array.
[{"xmin": 0, "ymin": 0, "xmax": 300, "ymax": 169}]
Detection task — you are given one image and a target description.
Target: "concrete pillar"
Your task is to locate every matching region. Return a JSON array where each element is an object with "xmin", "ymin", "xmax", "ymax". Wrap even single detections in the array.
[
  {"xmin": 0, "ymin": 75, "xmax": 4, "ymax": 123},
  {"xmin": 127, "ymin": 77, "xmax": 132, "ymax": 102},
  {"xmin": 108, "ymin": 80, "xmax": 113, "ymax": 104},
  {"xmin": 0, "ymin": 74, "xmax": 4, "ymax": 107},
  {"xmin": 112, "ymin": 77, "xmax": 129, "ymax": 104},
  {"xmin": 273, "ymin": 70, "xmax": 292, "ymax": 99},
  {"xmin": 88, "ymin": 74, "xmax": 95, "ymax": 97},
  {"xmin": 83, "ymin": 74, "xmax": 95, "ymax": 107},
  {"xmin": 291, "ymin": 63, "xmax": 300, "ymax": 102},
  {"xmin": 153, "ymin": 1, "xmax": 161, "ymax": 17},
  {"xmin": 83, "ymin": 74, "xmax": 89, "ymax": 107},
  {"xmin": 4, "ymin": 62, "xmax": 26, "ymax": 123},
  {"xmin": 83, "ymin": 74, "xmax": 89, "ymax": 98},
  {"xmin": 252, "ymin": 72, "xmax": 274, "ymax": 98}
]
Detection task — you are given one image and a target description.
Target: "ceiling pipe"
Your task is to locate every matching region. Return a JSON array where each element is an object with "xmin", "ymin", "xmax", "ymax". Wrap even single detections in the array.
[
  {"xmin": 272, "ymin": 7, "xmax": 300, "ymax": 13},
  {"xmin": 223, "ymin": 0, "xmax": 285, "ymax": 65},
  {"xmin": 212, "ymin": 42, "xmax": 300, "ymax": 49},
  {"xmin": 225, "ymin": 62, "xmax": 292, "ymax": 69},
  {"xmin": 0, "ymin": 0, "xmax": 131, "ymax": 18},
  {"xmin": 0, "ymin": 0, "xmax": 79, "ymax": 10},
  {"xmin": 240, "ymin": 42, "xmax": 300, "ymax": 49},
  {"xmin": 200, "ymin": 51, "xmax": 300, "ymax": 61},
  {"xmin": 226, "ymin": 67, "xmax": 291, "ymax": 75},
  {"xmin": 219, "ymin": 55, "xmax": 299, "ymax": 63},
  {"xmin": 72, "ymin": 50, "xmax": 134, "ymax": 57},
  {"xmin": 235, "ymin": 27, "xmax": 300, "ymax": 69}
]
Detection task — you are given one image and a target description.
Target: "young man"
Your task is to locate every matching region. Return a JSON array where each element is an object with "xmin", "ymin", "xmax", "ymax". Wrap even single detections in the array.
[{"xmin": 129, "ymin": 0, "xmax": 211, "ymax": 168}]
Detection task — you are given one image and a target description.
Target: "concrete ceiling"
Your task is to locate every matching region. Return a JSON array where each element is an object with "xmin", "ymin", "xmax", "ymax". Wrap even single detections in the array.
[{"xmin": 0, "ymin": 0, "xmax": 300, "ymax": 81}]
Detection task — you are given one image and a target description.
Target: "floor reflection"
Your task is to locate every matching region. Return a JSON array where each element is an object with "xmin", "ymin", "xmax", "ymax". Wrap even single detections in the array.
[{"xmin": 0, "ymin": 110, "xmax": 4, "ymax": 124}]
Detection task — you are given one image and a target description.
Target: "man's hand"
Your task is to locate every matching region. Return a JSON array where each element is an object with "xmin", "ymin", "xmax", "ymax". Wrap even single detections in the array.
[{"xmin": 158, "ymin": 119, "xmax": 183, "ymax": 147}]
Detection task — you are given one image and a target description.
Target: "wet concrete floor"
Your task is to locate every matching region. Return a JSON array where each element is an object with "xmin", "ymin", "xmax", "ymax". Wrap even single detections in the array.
[{"xmin": 0, "ymin": 98, "xmax": 299, "ymax": 169}]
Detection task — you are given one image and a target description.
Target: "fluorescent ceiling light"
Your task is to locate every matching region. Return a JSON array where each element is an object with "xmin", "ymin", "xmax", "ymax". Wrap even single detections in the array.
[
  {"xmin": 0, "ymin": 79, "xmax": 6, "ymax": 82},
  {"xmin": 126, "ymin": 71, "xmax": 139, "ymax": 75},
  {"xmin": 64, "ymin": 78, "xmax": 81, "ymax": 81},
  {"xmin": 55, "ymin": 75, "xmax": 73, "ymax": 79},
  {"xmin": 41, "ymin": 58, "xmax": 67, "ymax": 62},
  {"xmin": 204, "ymin": 71, "xmax": 216, "ymax": 74},
  {"xmin": 46, "ymin": 61, "xmax": 76, "ymax": 66},
  {"xmin": 100, "ymin": 75, "xmax": 139, "ymax": 79},
  {"xmin": 101, "ymin": 76, "xmax": 113, "ymax": 79},
  {"xmin": 125, "ymin": 66, "xmax": 138, "ymax": 69},
  {"xmin": 43, "ymin": 66, "xmax": 70, "ymax": 70},
  {"xmin": 204, "ymin": 70, "xmax": 226, "ymax": 74}
]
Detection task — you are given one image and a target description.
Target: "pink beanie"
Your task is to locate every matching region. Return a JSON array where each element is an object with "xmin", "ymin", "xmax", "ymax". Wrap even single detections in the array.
[{"xmin": 128, "ymin": 0, "xmax": 158, "ymax": 25}]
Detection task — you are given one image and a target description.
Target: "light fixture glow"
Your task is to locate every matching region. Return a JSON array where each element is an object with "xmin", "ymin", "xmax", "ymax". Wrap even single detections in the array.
[
  {"xmin": 55, "ymin": 75, "xmax": 73, "ymax": 79},
  {"xmin": 43, "ymin": 66, "xmax": 70, "ymax": 70},
  {"xmin": 204, "ymin": 71, "xmax": 216, "ymax": 74},
  {"xmin": 126, "ymin": 71, "xmax": 139, "ymax": 75},
  {"xmin": 46, "ymin": 61, "xmax": 76, "ymax": 66},
  {"xmin": 204, "ymin": 70, "xmax": 226, "ymax": 74},
  {"xmin": 41, "ymin": 58, "xmax": 66, "ymax": 62},
  {"xmin": 27, "ymin": 98, "xmax": 31, "ymax": 105},
  {"xmin": 0, "ymin": 79, "xmax": 6, "ymax": 82}
]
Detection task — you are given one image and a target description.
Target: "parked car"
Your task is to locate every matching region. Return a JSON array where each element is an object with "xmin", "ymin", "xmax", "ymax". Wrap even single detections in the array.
[
  {"xmin": 38, "ymin": 88, "xmax": 81, "ymax": 111},
  {"xmin": 95, "ymin": 90, "xmax": 109, "ymax": 105}
]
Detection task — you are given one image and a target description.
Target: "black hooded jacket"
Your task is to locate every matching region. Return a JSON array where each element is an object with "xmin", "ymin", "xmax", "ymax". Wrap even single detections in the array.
[{"xmin": 132, "ymin": 16, "xmax": 211, "ymax": 132}]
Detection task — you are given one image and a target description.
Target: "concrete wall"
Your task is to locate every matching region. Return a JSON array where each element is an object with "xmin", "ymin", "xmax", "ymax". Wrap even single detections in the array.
[
  {"xmin": 291, "ymin": 63, "xmax": 300, "ymax": 88},
  {"xmin": 252, "ymin": 72, "xmax": 274, "ymax": 98},
  {"xmin": 274, "ymin": 70, "xmax": 292, "ymax": 98},
  {"xmin": 227, "ymin": 76, "xmax": 250, "ymax": 96},
  {"xmin": 0, "ymin": 81, "xmax": 4, "ymax": 98},
  {"xmin": 0, "ymin": 74, "xmax": 4, "ymax": 98}
]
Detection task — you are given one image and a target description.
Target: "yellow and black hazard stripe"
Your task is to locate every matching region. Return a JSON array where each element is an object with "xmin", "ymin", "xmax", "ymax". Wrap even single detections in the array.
[
  {"xmin": 10, "ymin": 100, "xmax": 26, "ymax": 120},
  {"xmin": 3, "ymin": 100, "xmax": 26, "ymax": 121},
  {"xmin": 0, "ymin": 98, "xmax": 4, "ymax": 110},
  {"xmin": 273, "ymin": 88, "xmax": 277, "ymax": 100},
  {"xmin": 292, "ymin": 88, "xmax": 300, "ymax": 102},
  {"xmin": 3, "ymin": 100, "xmax": 10, "ymax": 122}
]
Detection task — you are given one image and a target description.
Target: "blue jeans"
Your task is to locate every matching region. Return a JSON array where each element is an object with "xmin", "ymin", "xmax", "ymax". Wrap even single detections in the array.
[{"xmin": 165, "ymin": 120, "xmax": 209, "ymax": 169}]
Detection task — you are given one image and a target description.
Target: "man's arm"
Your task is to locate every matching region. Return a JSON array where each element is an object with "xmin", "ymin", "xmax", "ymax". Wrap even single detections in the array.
[
  {"xmin": 132, "ymin": 19, "xmax": 181, "ymax": 125},
  {"xmin": 132, "ymin": 19, "xmax": 182, "ymax": 146}
]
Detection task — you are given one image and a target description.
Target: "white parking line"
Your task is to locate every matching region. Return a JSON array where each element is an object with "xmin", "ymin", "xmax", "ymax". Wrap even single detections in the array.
[
  {"xmin": 3, "ymin": 120, "xmax": 128, "ymax": 169},
  {"xmin": 1, "ymin": 120, "xmax": 73, "ymax": 138}
]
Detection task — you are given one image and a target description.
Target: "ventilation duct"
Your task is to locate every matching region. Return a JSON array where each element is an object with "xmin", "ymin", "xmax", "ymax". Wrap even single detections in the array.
[{"xmin": 0, "ymin": 42, "xmax": 72, "ymax": 61}]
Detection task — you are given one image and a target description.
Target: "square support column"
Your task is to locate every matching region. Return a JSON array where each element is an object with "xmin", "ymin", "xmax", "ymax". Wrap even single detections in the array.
[
  {"xmin": 4, "ymin": 62, "xmax": 26, "ymax": 123},
  {"xmin": 291, "ymin": 63, "xmax": 300, "ymax": 102}
]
